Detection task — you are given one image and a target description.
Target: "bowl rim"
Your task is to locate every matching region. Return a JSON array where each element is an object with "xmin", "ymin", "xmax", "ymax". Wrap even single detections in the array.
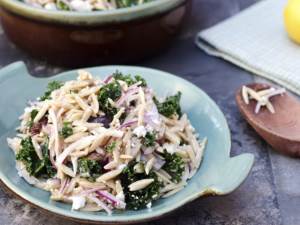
[{"xmin": 0, "ymin": 0, "xmax": 186, "ymax": 26}]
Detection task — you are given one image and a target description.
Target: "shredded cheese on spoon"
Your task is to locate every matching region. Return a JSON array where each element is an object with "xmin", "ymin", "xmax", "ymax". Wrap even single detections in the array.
[{"xmin": 241, "ymin": 85, "xmax": 285, "ymax": 114}]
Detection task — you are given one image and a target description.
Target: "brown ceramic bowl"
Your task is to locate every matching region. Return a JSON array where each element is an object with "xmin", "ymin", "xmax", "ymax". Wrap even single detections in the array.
[{"xmin": 0, "ymin": 0, "xmax": 191, "ymax": 67}]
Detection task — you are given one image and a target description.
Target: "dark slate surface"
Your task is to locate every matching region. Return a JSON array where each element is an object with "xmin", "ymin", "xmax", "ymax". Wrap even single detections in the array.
[{"xmin": 0, "ymin": 0, "xmax": 295, "ymax": 224}]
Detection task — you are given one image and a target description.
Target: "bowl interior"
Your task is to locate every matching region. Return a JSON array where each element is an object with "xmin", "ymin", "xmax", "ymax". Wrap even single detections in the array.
[
  {"xmin": 0, "ymin": 62, "xmax": 254, "ymax": 223},
  {"xmin": 0, "ymin": 0, "xmax": 185, "ymax": 25}
]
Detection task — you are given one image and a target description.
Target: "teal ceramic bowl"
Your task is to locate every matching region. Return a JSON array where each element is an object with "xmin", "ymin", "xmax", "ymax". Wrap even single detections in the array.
[{"xmin": 0, "ymin": 62, "xmax": 254, "ymax": 224}]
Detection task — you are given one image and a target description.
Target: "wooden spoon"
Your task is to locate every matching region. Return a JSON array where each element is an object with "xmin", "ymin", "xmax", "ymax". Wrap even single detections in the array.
[{"xmin": 236, "ymin": 83, "xmax": 300, "ymax": 157}]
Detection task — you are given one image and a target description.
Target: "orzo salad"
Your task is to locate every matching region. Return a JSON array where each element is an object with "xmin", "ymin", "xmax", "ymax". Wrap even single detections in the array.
[
  {"xmin": 7, "ymin": 70, "xmax": 207, "ymax": 213},
  {"xmin": 21, "ymin": 0, "xmax": 155, "ymax": 12}
]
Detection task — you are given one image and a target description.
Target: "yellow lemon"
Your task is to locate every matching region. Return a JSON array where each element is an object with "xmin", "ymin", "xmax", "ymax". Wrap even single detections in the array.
[{"xmin": 284, "ymin": 0, "xmax": 300, "ymax": 44}]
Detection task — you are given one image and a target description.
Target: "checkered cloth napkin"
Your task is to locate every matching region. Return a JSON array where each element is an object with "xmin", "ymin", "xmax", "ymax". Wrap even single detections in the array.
[{"xmin": 196, "ymin": 0, "xmax": 300, "ymax": 95}]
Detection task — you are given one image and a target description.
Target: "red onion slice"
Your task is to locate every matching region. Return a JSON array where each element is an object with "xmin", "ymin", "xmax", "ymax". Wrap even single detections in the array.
[
  {"xmin": 89, "ymin": 195, "xmax": 112, "ymax": 215},
  {"xmin": 59, "ymin": 178, "xmax": 70, "ymax": 194},
  {"xmin": 120, "ymin": 119, "xmax": 138, "ymax": 129},
  {"xmin": 143, "ymin": 147, "xmax": 155, "ymax": 155},
  {"xmin": 96, "ymin": 190, "xmax": 126, "ymax": 209},
  {"xmin": 116, "ymin": 87, "xmax": 139, "ymax": 107},
  {"xmin": 81, "ymin": 187, "xmax": 105, "ymax": 196},
  {"xmin": 153, "ymin": 157, "xmax": 165, "ymax": 170},
  {"xmin": 144, "ymin": 105, "xmax": 160, "ymax": 127},
  {"xmin": 103, "ymin": 75, "xmax": 113, "ymax": 84}
]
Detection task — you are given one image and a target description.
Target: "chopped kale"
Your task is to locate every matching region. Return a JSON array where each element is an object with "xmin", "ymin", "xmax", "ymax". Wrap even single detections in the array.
[
  {"xmin": 102, "ymin": 102, "xmax": 119, "ymax": 120},
  {"xmin": 105, "ymin": 141, "xmax": 117, "ymax": 153},
  {"xmin": 56, "ymin": 0, "xmax": 70, "ymax": 10},
  {"xmin": 40, "ymin": 81, "xmax": 63, "ymax": 101},
  {"xmin": 162, "ymin": 150, "xmax": 185, "ymax": 183},
  {"xmin": 78, "ymin": 158, "xmax": 102, "ymax": 181},
  {"xmin": 60, "ymin": 122, "xmax": 73, "ymax": 138},
  {"xmin": 113, "ymin": 71, "xmax": 147, "ymax": 87},
  {"xmin": 98, "ymin": 81, "xmax": 122, "ymax": 118},
  {"xmin": 142, "ymin": 132, "xmax": 156, "ymax": 147},
  {"xmin": 98, "ymin": 72, "xmax": 147, "ymax": 119},
  {"xmin": 30, "ymin": 109, "xmax": 38, "ymax": 121},
  {"xmin": 116, "ymin": 0, "xmax": 153, "ymax": 8},
  {"xmin": 154, "ymin": 92, "xmax": 182, "ymax": 118},
  {"xmin": 16, "ymin": 137, "xmax": 37, "ymax": 176},
  {"xmin": 27, "ymin": 109, "xmax": 39, "ymax": 128},
  {"xmin": 98, "ymin": 81, "xmax": 122, "ymax": 103},
  {"xmin": 134, "ymin": 75, "xmax": 147, "ymax": 87},
  {"xmin": 120, "ymin": 162, "xmax": 161, "ymax": 210},
  {"xmin": 39, "ymin": 141, "xmax": 56, "ymax": 178},
  {"xmin": 16, "ymin": 137, "xmax": 55, "ymax": 178},
  {"xmin": 113, "ymin": 71, "xmax": 135, "ymax": 86}
]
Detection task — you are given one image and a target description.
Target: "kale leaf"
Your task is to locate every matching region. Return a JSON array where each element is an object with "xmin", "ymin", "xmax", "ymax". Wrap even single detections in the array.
[
  {"xmin": 27, "ymin": 109, "xmax": 39, "ymax": 128},
  {"xmin": 56, "ymin": 0, "xmax": 70, "ymax": 10},
  {"xmin": 78, "ymin": 158, "xmax": 102, "ymax": 181},
  {"xmin": 40, "ymin": 81, "xmax": 63, "ymax": 101},
  {"xmin": 105, "ymin": 141, "xmax": 117, "ymax": 153},
  {"xmin": 134, "ymin": 75, "xmax": 147, "ymax": 87},
  {"xmin": 120, "ymin": 162, "xmax": 161, "ymax": 210},
  {"xmin": 113, "ymin": 71, "xmax": 147, "ymax": 87},
  {"xmin": 142, "ymin": 132, "xmax": 156, "ymax": 147},
  {"xmin": 162, "ymin": 150, "xmax": 185, "ymax": 183},
  {"xmin": 98, "ymin": 72, "xmax": 147, "ymax": 119},
  {"xmin": 16, "ymin": 137, "xmax": 55, "ymax": 178},
  {"xmin": 39, "ymin": 141, "xmax": 56, "ymax": 178},
  {"xmin": 98, "ymin": 81, "xmax": 122, "ymax": 103},
  {"xmin": 16, "ymin": 137, "xmax": 37, "ymax": 176},
  {"xmin": 59, "ymin": 122, "xmax": 73, "ymax": 138},
  {"xmin": 116, "ymin": 0, "xmax": 153, "ymax": 8},
  {"xmin": 113, "ymin": 71, "xmax": 135, "ymax": 86},
  {"xmin": 154, "ymin": 92, "xmax": 182, "ymax": 118},
  {"xmin": 98, "ymin": 81, "xmax": 122, "ymax": 119}
]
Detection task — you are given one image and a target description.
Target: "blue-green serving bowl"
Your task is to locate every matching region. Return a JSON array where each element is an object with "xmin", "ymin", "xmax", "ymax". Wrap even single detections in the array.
[{"xmin": 0, "ymin": 62, "xmax": 254, "ymax": 224}]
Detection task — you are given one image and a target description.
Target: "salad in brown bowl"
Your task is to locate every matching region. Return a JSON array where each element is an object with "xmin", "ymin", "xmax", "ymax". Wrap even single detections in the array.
[{"xmin": 0, "ymin": 0, "xmax": 191, "ymax": 67}]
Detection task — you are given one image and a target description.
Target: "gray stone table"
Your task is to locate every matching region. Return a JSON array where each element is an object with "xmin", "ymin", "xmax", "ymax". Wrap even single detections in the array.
[{"xmin": 0, "ymin": 0, "xmax": 298, "ymax": 225}]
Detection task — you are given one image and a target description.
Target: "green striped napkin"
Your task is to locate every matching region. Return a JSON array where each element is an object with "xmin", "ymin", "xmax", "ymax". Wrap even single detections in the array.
[{"xmin": 196, "ymin": 0, "xmax": 300, "ymax": 95}]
